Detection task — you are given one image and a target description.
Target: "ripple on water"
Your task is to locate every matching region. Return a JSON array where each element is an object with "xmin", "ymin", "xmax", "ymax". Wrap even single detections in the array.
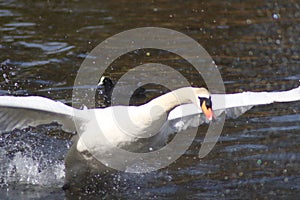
[
  {"xmin": 241, "ymin": 152, "xmax": 299, "ymax": 162},
  {"xmin": 18, "ymin": 41, "xmax": 75, "ymax": 55},
  {"xmin": 222, "ymin": 144, "xmax": 269, "ymax": 153},
  {"xmin": 4, "ymin": 22, "xmax": 35, "ymax": 27},
  {"xmin": 0, "ymin": 9, "xmax": 17, "ymax": 17},
  {"xmin": 6, "ymin": 59, "xmax": 62, "ymax": 68}
]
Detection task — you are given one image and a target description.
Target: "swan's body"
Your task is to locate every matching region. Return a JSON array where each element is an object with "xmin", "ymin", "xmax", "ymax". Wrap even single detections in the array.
[{"xmin": 0, "ymin": 86, "xmax": 300, "ymax": 190}]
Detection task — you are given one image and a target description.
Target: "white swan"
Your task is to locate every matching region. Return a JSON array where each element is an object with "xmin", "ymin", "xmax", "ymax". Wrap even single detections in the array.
[{"xmin": 0, "ymin": 85, "xmax": 300, "ymax": 190}]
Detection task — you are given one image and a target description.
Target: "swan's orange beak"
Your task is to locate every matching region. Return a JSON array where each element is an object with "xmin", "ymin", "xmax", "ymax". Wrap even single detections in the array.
[{"xmin": 201, "ymin": 100, "xmax": 214, "ymax": 121}]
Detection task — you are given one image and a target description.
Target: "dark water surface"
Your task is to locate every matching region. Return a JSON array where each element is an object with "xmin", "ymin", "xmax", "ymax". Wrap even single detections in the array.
[{"xmin": 0, "ymin": 0, "xmax": 300, "ymax": 199}]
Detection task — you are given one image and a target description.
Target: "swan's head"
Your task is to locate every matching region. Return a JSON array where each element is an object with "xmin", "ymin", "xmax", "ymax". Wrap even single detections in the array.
[
  {"xmin": 195, "ymin": 88, "xmax": 214, "ymax": 121},
  {"xmin": 98, "ymin": 76, "xmax": 113, "ymax": 87},
  {"xmin": 98, "ymin": 76, "xmax": 114, "ymax": 93}
]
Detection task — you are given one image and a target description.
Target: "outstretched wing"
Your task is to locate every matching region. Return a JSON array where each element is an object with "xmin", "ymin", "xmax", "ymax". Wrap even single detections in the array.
[
  {"xmin": 0, "ymin": 96, "xmax": 77, "ymax": 133},
  {"xmin": 168, "ymin": 86, "xmax": 300, "ymax": 121}
]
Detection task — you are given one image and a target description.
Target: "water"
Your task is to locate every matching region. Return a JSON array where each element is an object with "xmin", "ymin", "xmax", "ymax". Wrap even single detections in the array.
[{"xmin": 0, "ymin": 0, "xmax": 300, "ymax": 199}]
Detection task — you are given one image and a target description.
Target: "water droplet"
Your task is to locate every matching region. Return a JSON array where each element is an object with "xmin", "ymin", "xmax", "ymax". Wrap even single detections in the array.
[
  {"xmin": 257, "ymin": 159, "xmax": 262, "ymax": 165},
  {"xmin": 272, "ymin": 13, "xmax": 280, "ymax": 20},
  {"xmin": 10, "ymin": 71, "xmax": 16, "ymax": 76}
]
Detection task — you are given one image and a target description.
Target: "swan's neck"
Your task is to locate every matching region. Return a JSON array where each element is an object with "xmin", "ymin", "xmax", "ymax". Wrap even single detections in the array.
[
  {"xmin": 117, "ymin": 87, "xmax": 199, "ymax": 139},
  {"xmin": 145, "ymin": 87, "xmax": 198, "ymax": 113}
]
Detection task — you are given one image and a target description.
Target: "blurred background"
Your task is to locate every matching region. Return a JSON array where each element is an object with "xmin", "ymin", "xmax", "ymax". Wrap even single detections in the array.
[{"xmin": 0, "ymin": 0, "xmax": 299, "ymax": 199}]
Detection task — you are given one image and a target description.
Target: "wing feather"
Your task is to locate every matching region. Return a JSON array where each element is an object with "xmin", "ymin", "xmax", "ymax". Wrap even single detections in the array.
[{"xmin": 0, "ymin": 96, "xmax": 77, "ymax": 133}]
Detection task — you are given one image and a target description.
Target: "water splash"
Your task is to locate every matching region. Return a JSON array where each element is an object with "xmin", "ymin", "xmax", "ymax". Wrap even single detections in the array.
[
  {"xmin": 0, "ymin": 126, "xmax": 70, "ymax": 188},
  {"xmin": 0, "ymin": 150, "xmax": 65, "ymax": 187}
]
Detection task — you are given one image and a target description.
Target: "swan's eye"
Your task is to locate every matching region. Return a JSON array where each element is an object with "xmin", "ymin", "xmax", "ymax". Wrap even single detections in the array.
[
  {"xmin": 205, "ymin": 97, "xmax": 212, "ymax": 109},
  {"xmin": 198, "ymin": 97, "xmax": 212, "ymax": 108}
]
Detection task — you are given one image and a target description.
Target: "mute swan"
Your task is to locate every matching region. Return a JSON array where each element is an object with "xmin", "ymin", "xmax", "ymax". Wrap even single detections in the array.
[
  {"xmin": 0, "ymin": 86, "xmax": 213, "ymax": 189},
  {"xmin": 0, "ymin": 85, "xmax": 300, "ymax": 191}
]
